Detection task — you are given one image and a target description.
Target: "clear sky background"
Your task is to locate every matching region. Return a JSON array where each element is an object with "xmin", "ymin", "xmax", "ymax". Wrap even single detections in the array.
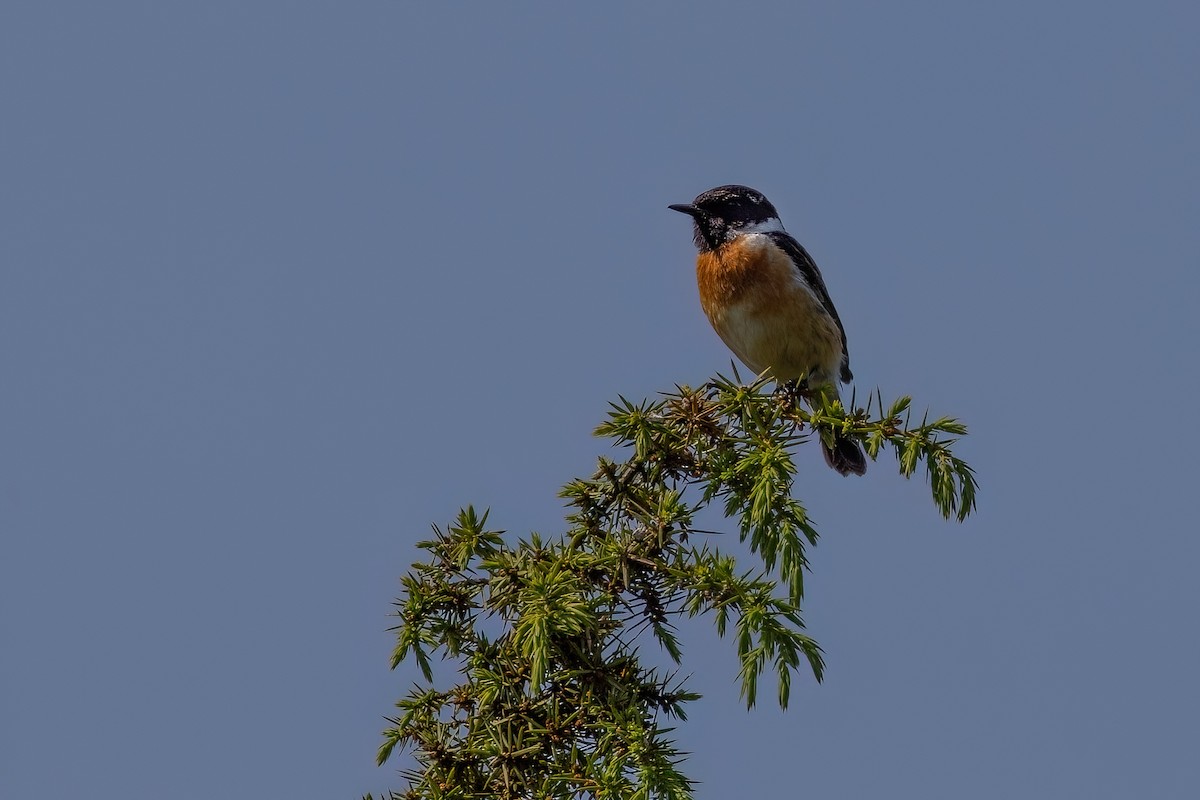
[{"xmin": 3, "ymin": 2, "xmax": 1198, "ymax": 798}]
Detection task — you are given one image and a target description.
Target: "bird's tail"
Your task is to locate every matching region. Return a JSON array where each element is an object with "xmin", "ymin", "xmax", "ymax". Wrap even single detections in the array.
[
  {"xmin": 797, "ymin": 380, "xmax": 867, "ymax": 477},
  {"xmin": 822, "ymin": 433, "xmax": 867, "ymax": 476}
]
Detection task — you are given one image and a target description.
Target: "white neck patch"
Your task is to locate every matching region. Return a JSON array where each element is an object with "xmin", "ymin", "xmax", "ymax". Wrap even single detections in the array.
[{"xmin": 741, "ymin": 217, "xmax": 786, "ymax": 235}]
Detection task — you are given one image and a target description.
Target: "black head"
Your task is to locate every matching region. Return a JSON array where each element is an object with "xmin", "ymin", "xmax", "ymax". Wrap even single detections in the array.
[{"xmin": 668, "ymin": 184, "xmax": 782, "ymax": 252}]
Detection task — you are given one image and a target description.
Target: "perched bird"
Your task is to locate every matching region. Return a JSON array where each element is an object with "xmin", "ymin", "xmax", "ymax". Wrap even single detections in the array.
[{"xmin": 669, "ymin": 184, "xmax": 867, "ymax": 476}]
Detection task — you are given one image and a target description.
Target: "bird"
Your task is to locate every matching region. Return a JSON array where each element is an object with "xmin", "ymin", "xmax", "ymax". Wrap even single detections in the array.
[{"xmin": 669, "ymin": 184, "xmax": 867, "ymax": 476}]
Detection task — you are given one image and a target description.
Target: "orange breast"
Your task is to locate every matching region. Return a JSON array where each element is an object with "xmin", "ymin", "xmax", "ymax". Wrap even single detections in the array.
[{"xmin": 696, "ymin": 235, "xmax": 844, "ymax": 385}]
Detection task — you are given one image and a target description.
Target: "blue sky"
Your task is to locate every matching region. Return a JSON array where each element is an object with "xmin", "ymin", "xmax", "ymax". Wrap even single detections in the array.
[{"xmin": 3, "ymin": 3, "xmax": 1198, "ymax": 797}]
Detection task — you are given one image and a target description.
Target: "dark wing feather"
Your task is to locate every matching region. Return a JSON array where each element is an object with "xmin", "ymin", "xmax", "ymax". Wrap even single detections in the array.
[{"xmin": 765, "ymin": 231, "xmax": 854, "ymax": 383}]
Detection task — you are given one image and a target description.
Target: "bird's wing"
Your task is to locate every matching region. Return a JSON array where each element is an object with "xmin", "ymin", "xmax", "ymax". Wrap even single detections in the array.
[{"xmin": 766, "ymin": 231, "xmax": 854, "ymax": 383}]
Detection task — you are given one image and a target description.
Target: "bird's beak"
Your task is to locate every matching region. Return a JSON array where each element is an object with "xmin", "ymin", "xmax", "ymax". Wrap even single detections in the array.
[{"xmin": 668, "ymin": 203, "xmax": 701, "ymax": 217}]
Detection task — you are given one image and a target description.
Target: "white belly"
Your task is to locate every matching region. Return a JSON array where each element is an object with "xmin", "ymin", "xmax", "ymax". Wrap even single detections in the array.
[{"xmin": 713, "ymin": 295, "xmax": 844, "ymax": 386}]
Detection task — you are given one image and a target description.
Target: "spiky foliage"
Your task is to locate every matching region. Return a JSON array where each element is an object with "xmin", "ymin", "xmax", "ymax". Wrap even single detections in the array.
[{"xmin": 367, "ymin": 375, "xmax": 976, "ymax": 800}]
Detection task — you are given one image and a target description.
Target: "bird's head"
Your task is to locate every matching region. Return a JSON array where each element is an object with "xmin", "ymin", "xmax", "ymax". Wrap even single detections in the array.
[{"xmin": 669, "ymin": 184, "xmax": 782, "ymax": 252}]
